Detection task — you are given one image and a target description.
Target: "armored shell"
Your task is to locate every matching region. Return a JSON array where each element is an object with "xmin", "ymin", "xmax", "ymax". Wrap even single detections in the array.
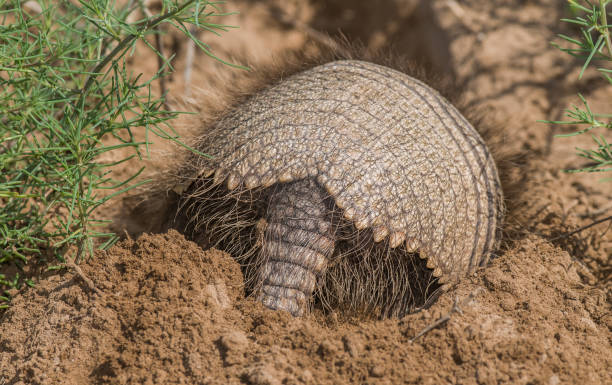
[{"xmin": 189, "ymin": 60, "xmax": 503, "ymax": 286}]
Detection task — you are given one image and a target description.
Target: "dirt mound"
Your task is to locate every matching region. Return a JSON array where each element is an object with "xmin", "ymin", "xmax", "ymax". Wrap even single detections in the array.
[{"xmin": 1, "ymin": 230, "xmax": 610, "ymax": 384}]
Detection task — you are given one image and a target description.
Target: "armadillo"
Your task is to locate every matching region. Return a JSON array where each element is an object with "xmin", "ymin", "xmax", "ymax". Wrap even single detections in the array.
[{"xmin": 174, "ymin": 60, "xmax": 504, "ymax": 317}]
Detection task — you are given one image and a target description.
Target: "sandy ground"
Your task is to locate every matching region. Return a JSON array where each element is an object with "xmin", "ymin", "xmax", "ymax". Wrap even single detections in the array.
[{"xmin": 1, "ymin": 0, "xmax": 611, "ymax": 384}]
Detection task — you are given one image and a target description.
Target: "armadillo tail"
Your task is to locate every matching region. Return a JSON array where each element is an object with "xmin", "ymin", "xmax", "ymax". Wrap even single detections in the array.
[{"xmin": 258, "ymin": 179, "xmax": 335, "ymax": 316}]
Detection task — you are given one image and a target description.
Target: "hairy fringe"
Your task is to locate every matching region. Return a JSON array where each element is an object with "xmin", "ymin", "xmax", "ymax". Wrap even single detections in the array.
[{"xmin": 172, "ymin": 175, "xmax": 440, "ymax": 318}]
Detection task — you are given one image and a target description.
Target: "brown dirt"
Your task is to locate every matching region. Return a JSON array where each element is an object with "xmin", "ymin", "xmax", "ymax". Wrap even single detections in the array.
[
  {"xmin": 1, "ymin": 230, "xmax": 610, "ymax": 385},
  {"xmin": 1, "ymin": 0, "xmax": 611, "ymax": 384}
]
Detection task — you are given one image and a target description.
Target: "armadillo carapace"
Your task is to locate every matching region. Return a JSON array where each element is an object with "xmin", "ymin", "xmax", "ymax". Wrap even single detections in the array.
[{"xmin": 177, "ymin": 60, "xmax": 503, "ymax": 317}]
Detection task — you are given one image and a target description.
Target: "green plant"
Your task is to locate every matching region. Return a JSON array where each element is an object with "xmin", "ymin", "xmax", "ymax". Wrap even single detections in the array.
[
  {"xmin": 0, "ymin": 0, "xmax": 245, "ymax": 308},
  {"xmin": 545, "ymin": 0, "xmax": 612, "ymax": 178}
]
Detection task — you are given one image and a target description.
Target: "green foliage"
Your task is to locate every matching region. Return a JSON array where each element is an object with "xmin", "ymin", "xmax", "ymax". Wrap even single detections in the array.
[
  {"xmin": 546, "ymin": 0, "xmax": 612, "ymax": 177},
  {"xmin": 0, "ymin": 0, "xmax": 243, "ymax": 304}
]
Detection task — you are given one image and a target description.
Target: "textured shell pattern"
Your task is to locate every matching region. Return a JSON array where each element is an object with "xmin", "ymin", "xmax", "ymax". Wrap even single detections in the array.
[{"xmin": 194, "ymin": 60, "xmax": 503, "ymax": 282}]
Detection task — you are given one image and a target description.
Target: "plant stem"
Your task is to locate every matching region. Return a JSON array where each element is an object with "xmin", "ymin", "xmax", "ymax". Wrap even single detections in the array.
[
  {"xmin": 601, "ymin": 0, "xmax": 612, "ymax": 57},
  {"xmin": 76, "ymin": 0, "xmax": 199, "ymax": 113}
]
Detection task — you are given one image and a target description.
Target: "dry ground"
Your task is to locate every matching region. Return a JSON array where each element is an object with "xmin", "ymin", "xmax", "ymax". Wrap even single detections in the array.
[{"xmin": 1, "ymin": 1, "xmax": 611, "ymax": 384}]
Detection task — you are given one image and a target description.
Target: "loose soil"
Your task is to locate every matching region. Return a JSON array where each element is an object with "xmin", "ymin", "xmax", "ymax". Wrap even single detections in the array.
[{"xmin": 1, "ymin": 1, "xmax": 611, "ymax": 384}]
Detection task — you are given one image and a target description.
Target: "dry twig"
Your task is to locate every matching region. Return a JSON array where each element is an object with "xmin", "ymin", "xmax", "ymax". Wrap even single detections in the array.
[
  {"xmin": 65, "ymin": 259, "xmax": 104, "ymax": 296},
  {"xmin": 580, "ymin": 202, "xmax": 612, "ymax": 219},
  {"xmin": 409, "ymin": 288, "xmax": 482, "ymax": 343},
  {"xmin": 550, "ymin": 215, "xmax": 612, "ymax": 241}
]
